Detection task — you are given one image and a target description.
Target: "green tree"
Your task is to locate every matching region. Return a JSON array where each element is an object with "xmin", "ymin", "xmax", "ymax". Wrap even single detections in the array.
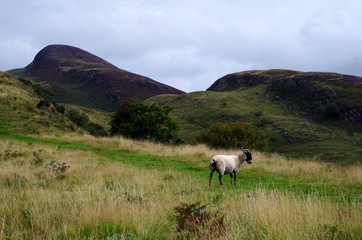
[
  {"xmin": 194, "ymin": 121, "xmax": 269, "ymax": 151},
  {"xmin": 110, "ymin": 102, "xmax": 181, "ymax": 144}
]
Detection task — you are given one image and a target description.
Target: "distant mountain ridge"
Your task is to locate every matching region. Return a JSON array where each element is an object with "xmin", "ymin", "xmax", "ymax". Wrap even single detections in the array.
[
  {"xmin": 208, "ymin": 69, "xmax": 362, "ymax": 124},
  {"xmin": 148, "ymin": 69, "xmax": 362, "ymax": 163},
  {"xmin": 10, "ymin": 44, "xmax": 184, "ymax": 111}
]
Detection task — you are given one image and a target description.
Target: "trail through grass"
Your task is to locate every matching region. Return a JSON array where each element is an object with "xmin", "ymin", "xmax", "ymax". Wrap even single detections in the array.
[
  {"xmin": 0, "ymin": 133, "xmax": 361, "ymax": 239},
  {"xmin": 1, "ymin": 132, "xmax": 360, "ymax": 203}
]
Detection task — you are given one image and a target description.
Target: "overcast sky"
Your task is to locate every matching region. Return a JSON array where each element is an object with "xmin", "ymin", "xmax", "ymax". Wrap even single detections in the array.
[{"xmin": 1, "ymin": 0, "xmax": 361, "ymax": 92}]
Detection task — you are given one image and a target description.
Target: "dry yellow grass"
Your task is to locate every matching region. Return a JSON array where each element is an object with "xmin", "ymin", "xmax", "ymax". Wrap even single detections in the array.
[
  {"xmin": 38, "ymin": 134, "xmax": 362, "ymax": 186},
  {"xmin": 0, "ymin": 137, "xmax": 361, "ymax": 239},
  {"xmin": 117, "ymin": 136, "xmax": 362, "ymax": 184},
  {"xmin": 225, "ymin": 189, "xmax": 361, "ymax": 239}
]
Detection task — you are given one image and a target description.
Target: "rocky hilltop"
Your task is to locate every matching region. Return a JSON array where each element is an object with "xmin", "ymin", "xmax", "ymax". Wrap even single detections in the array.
[{"xmin": 208, "ymin": 69, "xmax": 362, "ymax": 124}]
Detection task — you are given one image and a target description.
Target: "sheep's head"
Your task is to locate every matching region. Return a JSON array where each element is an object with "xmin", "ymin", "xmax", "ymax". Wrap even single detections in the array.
[{"xmin": 243, "ymin": 149, "xmax": 252, "ymax": 164}]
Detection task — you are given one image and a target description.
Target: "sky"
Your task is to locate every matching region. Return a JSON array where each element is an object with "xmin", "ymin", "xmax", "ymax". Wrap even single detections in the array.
[{"xmin": 1, "ymin": 0, "xmax": 362, "ymax": 92}]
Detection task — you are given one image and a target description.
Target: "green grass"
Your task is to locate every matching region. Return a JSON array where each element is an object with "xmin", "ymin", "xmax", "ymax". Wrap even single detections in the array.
[
  {"xmin": 1, "ymin": 70, "xmax": 358, "ymax": 201},
  {"xmin": 66, "ymin": 222, "xmax": 140, "ymax": 240},
  {"xmin": 0, "ymin": 130, "xmax": 360, "ymax": 239},
  {"xmin": 1, "ymin": 131, "xmax": 360, "ymax": 204},
  {"xmin": 147, "ymin": 85, "xmax": 362, "ymax": 164},
  {"xmin": 1, "ymin": 71, "xmax": 361, "ymax": 239}
]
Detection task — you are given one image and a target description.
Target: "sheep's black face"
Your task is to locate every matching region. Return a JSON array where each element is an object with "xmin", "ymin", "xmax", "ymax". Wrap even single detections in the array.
[{"xmin": 245, "ymin": 150, "xmax": 252, "ymax": 164}]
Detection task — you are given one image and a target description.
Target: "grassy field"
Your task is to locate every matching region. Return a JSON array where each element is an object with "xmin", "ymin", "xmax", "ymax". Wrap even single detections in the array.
[
  {"xmin": 1, "ymin": 71, "xmax": 361, "ymax": 239},
  {"xmin": 0, "ymin": 133, "xmax": 361, "ymax": 239},
  {"xmin": 147, "ymin": 86, "xmax": 362, "ymax": 163}
]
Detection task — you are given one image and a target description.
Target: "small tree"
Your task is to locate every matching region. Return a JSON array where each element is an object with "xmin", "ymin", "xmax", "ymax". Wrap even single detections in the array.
[
  {"xmin": 194, "ymin": 121, "xmax": 269, "ymax": 151},
  {"xmin": 110, "ymin": 102, "xmax": 182, "ymax": 144}
]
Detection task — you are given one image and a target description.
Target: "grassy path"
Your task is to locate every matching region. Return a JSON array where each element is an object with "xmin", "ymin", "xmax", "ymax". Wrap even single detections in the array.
[{"xmin": 1, "ymin": 132, "xmax": 361, "ymax": 202}]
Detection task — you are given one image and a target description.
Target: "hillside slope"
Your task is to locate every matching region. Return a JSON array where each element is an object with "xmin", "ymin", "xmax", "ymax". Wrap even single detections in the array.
[
  {"xmin": 9, "ymin": 45, "xmax": 184, "ymax": 111},
  {"xmin": 0, "ymin": 71, "xmax": 74, "ymax": 135},
  {"xmin": 147, "ymin": 70, "xmax": 362, "ymax": 163},
  {"xmin": 208, "ymin": 69, "xmax": 362, "ymax": 124}
]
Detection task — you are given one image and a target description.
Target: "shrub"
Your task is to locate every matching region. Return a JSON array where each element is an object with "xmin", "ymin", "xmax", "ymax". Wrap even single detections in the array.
[
  {"xmin": 110, "ymin": 101, "xmax": 182, "ymax": 144},
  {"xmin": 18, "ymin": 78, "xmax": 55, "ymax": 103},
  {"xmin": 47, "ymin": 160, "xmax": 71, "ymax": 177},
  {"xmin": 67, "ymin": 109, "xmax": 107, "ymax": 136},
  {"xmin": 55, "ymin": 104, "xmax": 65, "ymax": 114},
  {"xmin": 31, "ymin": 151, "xmax": 44, "ymax": 166},
  {"xmin": 86, "ymin": 122, "xmax": 107, "ymax": 137},
  {"xmin": 67, "ymin": 109, "xmax": 89, "ymax": 128},
  {"xmin": 36, "ymin": 99, "xmax": 52, "ymax": 109},
  {"xmin": 194, "ymin": 121, "xmax": 269, "ymax": 151},
  {"xmin": 174, "ymin": 202, "xmax": 225, "ymax": 238}
]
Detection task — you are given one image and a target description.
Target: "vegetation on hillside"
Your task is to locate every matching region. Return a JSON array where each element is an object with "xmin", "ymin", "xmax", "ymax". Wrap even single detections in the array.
[
  {"xmin": 0, "ymin": 71, "xmax": 73, "ymax": 135},
  {"xmin": 110, "ymin": 101, "xmax": 182, "ymax": 143},
  {"xmin": 208, "ymin": 70, "xmax": 362, "ymax": 126},
  {"xmin": 147, "ymin": 77, "xmax": 362, "ymax": 163},
  {"xmin": 67, "ymin": 109, "xmax": 107, "ymax": 137},
  {"xmin": 194, "ymin": 121, "xmax": 269, "ymax": 151},
  {"xmin": 0, "ymin": 71, "xmax": 107, "ymax": 137}
]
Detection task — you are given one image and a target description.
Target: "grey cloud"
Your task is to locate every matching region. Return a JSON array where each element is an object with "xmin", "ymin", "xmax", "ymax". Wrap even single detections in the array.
[{"xmin": 1, "ymin": 0, "xmax": 362, "ymax": 92}]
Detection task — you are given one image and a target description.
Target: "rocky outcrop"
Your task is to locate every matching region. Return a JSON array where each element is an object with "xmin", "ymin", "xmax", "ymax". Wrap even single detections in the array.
[{"xmin": 208, "ymin": 70, "xmax": 362, "ymax": 124}]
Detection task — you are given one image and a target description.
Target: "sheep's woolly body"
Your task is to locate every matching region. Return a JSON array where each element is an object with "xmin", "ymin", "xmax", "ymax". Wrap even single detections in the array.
[
  {"xmin": 209, "ymin": 150, "xmax": 252, "ymax": 186},
  {"xmin": 211, "ymin": 155, "xmax": 242, "ymax": 175}
]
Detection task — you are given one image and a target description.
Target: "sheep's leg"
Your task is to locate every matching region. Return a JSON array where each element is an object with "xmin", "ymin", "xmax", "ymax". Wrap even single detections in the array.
[
  {"xmin": 218, "ymin": 174, "xmax": 223, "ymax": 185},
  {"xmin": 230, "ymin": 173, "xmax": 233, "ymax": 185},
  {"xmin": 209, "ymin": 170, "xmax": 215, "ymax": 186},
  {"xmin": 233, "ymin": 172, "xmax": 236, "ymax": 185}
]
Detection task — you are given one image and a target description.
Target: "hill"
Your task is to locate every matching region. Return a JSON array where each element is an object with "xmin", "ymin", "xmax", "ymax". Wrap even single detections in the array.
[
  {"xmin": 9, "ymin": 44, "xmax": 184, "ymax": 111},
  {"xmin": 0, "ymin": 71, "xmax": 111, "ymax": 136},
  {"xmin": 147, "ymin": 70, "xmax": 362, "ymax": 163},
  {"xmin": 0, "ymin": 71, "xmax": 73, "ymax": 135},
  {"xmin": 208, "ymin": 69, "xmax": 362, "ymax": 124}
]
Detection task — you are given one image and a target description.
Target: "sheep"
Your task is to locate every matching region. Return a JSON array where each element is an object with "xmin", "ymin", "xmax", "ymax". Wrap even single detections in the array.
[{"xmin": 209, "ymin": 149, "xmax": 252, "ymax": 186}]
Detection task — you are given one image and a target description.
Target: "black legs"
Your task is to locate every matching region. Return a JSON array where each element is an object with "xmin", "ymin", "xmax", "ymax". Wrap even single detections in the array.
[
  {"xmin": 210, "ymin": 171, "xmax": 236, "ymax": 186},
  {"xmin": 209, "ymin": 171, "xmax": 214, "ymax": 186},
  {"xmin": 230, "ymin": 172, "xmax": 236, "ymax": 185},
  {"xmin": 218, "ymin": 174, "xmax": 223, "ymax": 185}
]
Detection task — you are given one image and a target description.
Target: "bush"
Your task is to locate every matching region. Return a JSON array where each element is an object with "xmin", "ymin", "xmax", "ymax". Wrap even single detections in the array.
[
  {"xmin": 36, "ymin": 99, "xmax": 52, "ymax": 108},
  {"xmin": 67, "ymin": 109, "xmax": 107, "ymax": 136},
  {"xmin": 18, "ymin": 78, "xmax": 54, "ymax": 103},
  {"xmin": 86, "ymin": 122, "xmax": 107, "ymax": 137},
  {"xmin": 55, "ymin": 104, "xmax": 65, "ymax": 114},
  {"xmin": 67, "ymin": 109, "xmax": 89, "ymax": 128},
  {"xmin": 194, "ymin": 121, "xmax": 269, "ymax": 151},
  {"xmin": 110, "ymin": 101, "xmax": 182, "ymax": 144},
  {"xmin": 174, "ymin": 202, "xmax": 225, "ymax": 238}
]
